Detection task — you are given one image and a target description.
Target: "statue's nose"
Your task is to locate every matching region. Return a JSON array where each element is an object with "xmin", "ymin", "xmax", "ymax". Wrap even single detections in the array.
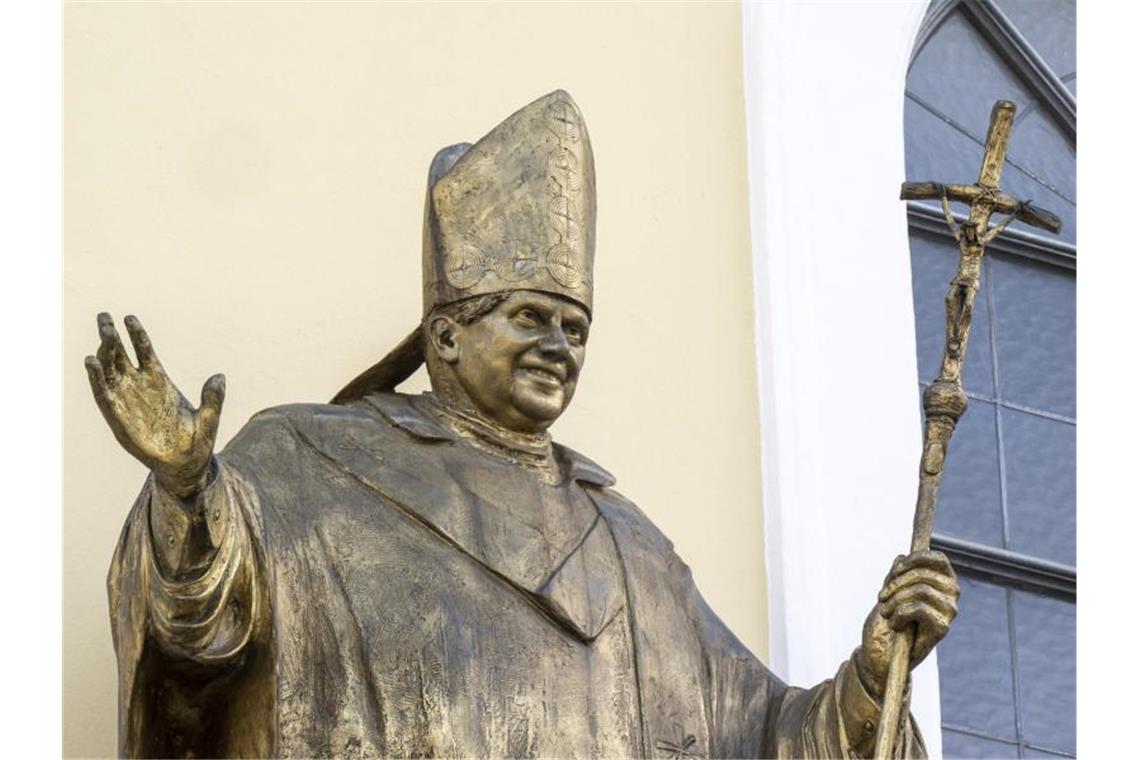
[{"xmin": 537, "ymin": 326, "xmax": 571, "ymax": 359}]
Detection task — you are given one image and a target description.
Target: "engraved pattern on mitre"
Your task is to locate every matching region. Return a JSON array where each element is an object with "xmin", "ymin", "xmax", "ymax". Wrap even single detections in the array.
[{"xmin": 423, "ymin": 90, "xmax": 596, "ymax": 316}]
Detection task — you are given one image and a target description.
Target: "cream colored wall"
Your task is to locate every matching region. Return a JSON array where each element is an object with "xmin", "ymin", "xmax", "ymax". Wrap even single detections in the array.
[{"xmin": 64, "ymin": 3, "xmax": 761, "ymax": 756}]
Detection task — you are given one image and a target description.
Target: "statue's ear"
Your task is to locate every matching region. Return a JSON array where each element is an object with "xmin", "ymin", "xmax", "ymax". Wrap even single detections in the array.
[{"xmin": 428, "ymin": 316, "xmax": 461, "ymax": 364}]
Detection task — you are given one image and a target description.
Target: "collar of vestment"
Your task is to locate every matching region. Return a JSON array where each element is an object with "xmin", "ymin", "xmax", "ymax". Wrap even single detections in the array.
[
  {"xmin": 418, "ymin": 393, "xmax": 561, "ymax": 483},
  {"xmin": 362, "ymin": 391, "xmax": 617, "ymax": 488},
  {"xmin": 295, "ymin": 392, "xmax": 621, "ymax": 641}
]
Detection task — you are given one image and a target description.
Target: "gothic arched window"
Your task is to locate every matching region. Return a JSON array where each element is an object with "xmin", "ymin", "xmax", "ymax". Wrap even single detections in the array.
[{"xmin": 905, "ymin": 1, "xmax": 1075, "ymax": 757}]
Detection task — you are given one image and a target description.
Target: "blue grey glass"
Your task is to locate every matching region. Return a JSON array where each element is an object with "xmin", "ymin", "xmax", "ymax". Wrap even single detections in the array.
[
  {"xmin": 936, "ymin": 576, "xmax": 1018, "ymax": 740},
  {"xmin": 1013, "ymin": 590, "xmax": 1076, "ymax": 754},
  {"xmin": 1002, "ymin": 409, "xmax": 1076, "ymax": 564},
  {"xmin": 989, "ymin": 254, "xmax": 1076, "ymax": 418}
]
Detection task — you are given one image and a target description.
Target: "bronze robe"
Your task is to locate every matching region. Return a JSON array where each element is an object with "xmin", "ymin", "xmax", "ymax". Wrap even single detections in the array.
[{"xmin": 108, "ymin": 392, "xmax": 924, "ymax": 758}]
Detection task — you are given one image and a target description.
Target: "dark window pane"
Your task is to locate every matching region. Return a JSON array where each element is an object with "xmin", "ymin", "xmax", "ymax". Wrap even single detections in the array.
[
  {"xmin": 989, "ymin": 254, "xmax": 1075, "ymax": 417},
  {"xmin": 905, "ymin": 94, "xmax": 994, "ymax": 192},
  {"xmin": 936, "ymin": 576, "xmax": 1017, "ymax": 740},
  {"xmin": 1013, "ymin": 590, "xmax": 1076, "ymax": 753},
  {"xmin": 1002, "ymin": 409, "xmax": 1076, "ymax": 564},
  {"xmin": 909, "ymin": 230, "xmax": 995, "ymax": 397},
  {"xmin": 993, "ymin": 0, "xmax": 1076, "ymax": 83},
  {"xmin": 1006, "ymin": 107, "xmax": 1075, "ymax": 214},
  {"xmin": 908, "ymin": 10, "xmax": 1034, "ymax": 140},
  {"xmin": 942, "ymin": 728, "xmax": 1019, "ymax": 758},
  {"xmin": 932, "ymin": 400, "xmax": 1005, "ymax": 548}
]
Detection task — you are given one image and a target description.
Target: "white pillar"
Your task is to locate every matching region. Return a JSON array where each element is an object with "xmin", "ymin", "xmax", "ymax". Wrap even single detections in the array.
[{"xmin": 741, "ymin": 2, "xmax": 942, "ymax": 755}]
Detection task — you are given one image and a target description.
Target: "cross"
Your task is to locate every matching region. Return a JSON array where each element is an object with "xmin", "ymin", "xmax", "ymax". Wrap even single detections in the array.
[
  {"xmin": 655, "ymin": 733, "xmax": 699, "ymax": 759},
  {"xmin": 872, "ymin": 100, "xmax": 1063, "ymax": 759}
]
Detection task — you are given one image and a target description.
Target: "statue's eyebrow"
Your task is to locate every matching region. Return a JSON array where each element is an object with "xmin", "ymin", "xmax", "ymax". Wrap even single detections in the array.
[
  {"xmin": 563, "ymin": 313, "xmax": 589, "ymax": 331},
  {"xmin": 508, "ymin": 300, "xmax": 552, "ymax": 320}
]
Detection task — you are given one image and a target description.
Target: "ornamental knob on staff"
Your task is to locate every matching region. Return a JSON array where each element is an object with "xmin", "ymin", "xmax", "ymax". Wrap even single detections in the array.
[{"xmin": 873, "ymin": 100, "xmax": 1064, "ymax": 759}]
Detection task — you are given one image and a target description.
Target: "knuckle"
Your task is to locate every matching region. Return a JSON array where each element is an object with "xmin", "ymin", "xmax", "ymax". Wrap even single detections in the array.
[{"xmin": 914, "ymin": 584, "xmax": 939, "ymax": 600}]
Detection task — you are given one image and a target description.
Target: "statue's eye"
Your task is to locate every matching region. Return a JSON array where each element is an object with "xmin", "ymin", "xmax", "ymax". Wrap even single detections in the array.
[
  {"xmin": 565, "ymin": 325, "xmax": 587, "ymax": 346},
  {"xmin": 514, "ymin": 308, "xmax": 541, "ymax": 327}
]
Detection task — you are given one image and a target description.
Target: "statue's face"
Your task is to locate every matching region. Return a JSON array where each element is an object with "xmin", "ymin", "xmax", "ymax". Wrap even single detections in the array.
[{"xmin": 447, "ymin": 291, "xmax": 589, "ymax": 433}]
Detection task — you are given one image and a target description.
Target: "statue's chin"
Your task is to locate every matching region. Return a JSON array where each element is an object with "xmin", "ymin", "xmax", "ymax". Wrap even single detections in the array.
[{"xmin": 509, "ymin": 387, "xmax": 566, "ymax": 432}]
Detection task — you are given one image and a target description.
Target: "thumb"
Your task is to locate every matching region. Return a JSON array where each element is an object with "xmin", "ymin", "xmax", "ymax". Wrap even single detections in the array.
[{"xmin": 197, "ymin": 373, "xmax": 227, "ymax": 443}]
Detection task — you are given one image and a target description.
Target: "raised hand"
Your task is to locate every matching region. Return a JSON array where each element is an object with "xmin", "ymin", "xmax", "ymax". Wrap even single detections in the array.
[
  {"xmin": 85, "ymin": 313, "xmax": 225, "ymax": 499},
  {"xmin": 855, "ymin": 550, "xmax": 959, "ymax": 698}
]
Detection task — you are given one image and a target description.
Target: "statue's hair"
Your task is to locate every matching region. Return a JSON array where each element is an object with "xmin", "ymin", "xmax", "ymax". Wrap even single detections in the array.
[
  {"xmin": 330, "ymin": 293, "xmax": 513, "ymax": 404},
  {"xmin": 426, "ymin": 292, "xmax": 513, "ymax": 327},
  {"xmin": 421, "ymin": 292, "xmax": 513, "ymax": 393}
]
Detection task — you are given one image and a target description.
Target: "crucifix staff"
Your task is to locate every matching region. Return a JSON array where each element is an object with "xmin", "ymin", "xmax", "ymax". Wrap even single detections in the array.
[{"xmin": 873, "ymin": 100, "xmax": 1063, "ymax": 759}]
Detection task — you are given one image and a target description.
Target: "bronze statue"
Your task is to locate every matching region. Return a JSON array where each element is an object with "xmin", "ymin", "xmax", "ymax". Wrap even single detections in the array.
[{"xmin": 87, "ymin": 91, "xmax": 958, "ymax": 758}]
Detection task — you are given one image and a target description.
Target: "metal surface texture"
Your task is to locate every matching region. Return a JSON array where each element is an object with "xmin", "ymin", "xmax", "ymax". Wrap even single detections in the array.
[
  {"xmin": 874, "ymin": 100, "xmax": 1063, "ymax": 759},
  {"xmin": 87, "ymin": 91, "xmax": 958, "ymax": 758}
]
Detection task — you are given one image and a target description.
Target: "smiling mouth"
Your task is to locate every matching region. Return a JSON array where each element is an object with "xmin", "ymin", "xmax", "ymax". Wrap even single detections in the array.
[{"xmin": 519, "ymin": 367, "xmax": 565, "ymax": 384}]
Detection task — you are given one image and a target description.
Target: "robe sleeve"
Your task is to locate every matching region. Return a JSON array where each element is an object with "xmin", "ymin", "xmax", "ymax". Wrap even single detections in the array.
[
  {"xmin": 760, "ymin": 656, "xmax": 926, "ymax": 759},
  {"xmin": 142, "ymin": 460, "xmax": 263, "ymax": 663},
  {"xmin": 107, "ymin": 456, "xmax": 270, "ymax": 756},
  {"xmin": 693, "ymin": 588, "xmax": 926, "ymax": 758}
]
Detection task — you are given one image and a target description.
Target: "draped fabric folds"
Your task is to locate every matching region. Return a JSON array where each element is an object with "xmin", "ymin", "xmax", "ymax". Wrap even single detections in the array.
[{"xmin": 108, "ymin": 393, "xmax": 924, "ymax": 758}]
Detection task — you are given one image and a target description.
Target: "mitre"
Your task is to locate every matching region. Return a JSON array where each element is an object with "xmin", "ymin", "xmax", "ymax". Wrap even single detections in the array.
[{"xmin": 333, "ymin": 90, "xmax": 596, "ymax": 404}]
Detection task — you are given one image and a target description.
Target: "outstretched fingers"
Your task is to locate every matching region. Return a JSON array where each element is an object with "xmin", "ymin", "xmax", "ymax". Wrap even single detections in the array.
[
  {"xmin": 85, "ymin": 354, "xmax": 133, "ymax": 452},
  {"xmin": 84, "ymin": 355, "xmax": 112, "ymax": 415},
  {"xmin": 96, "ymin": 312, "xmax": 133, "ymax": 383},
  {"xmin": 197, "ymin": 373, "xmax": 227, "ymax": 445},
  {"xmin": 123, "ymin": 314, "xmax": 159, "ymax": 370}
]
